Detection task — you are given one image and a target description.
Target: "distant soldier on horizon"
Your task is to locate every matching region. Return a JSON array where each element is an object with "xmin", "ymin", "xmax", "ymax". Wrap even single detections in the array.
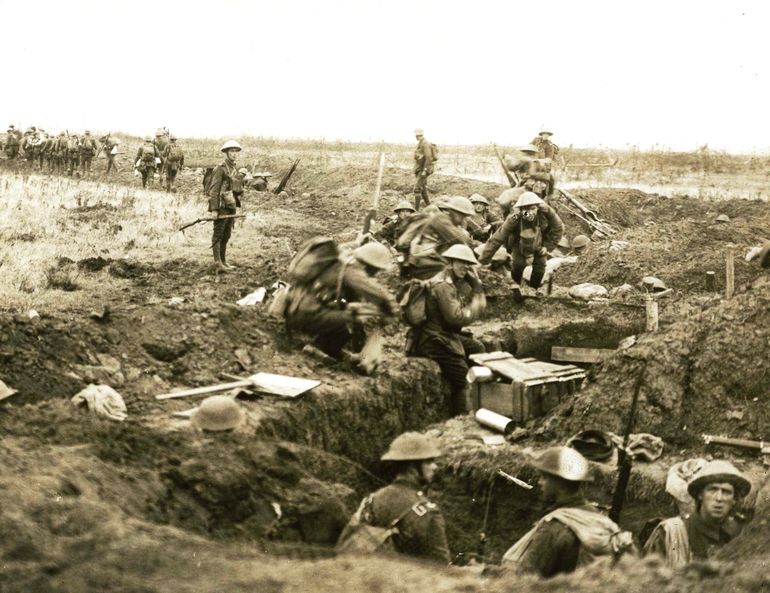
[
  {"xmin": 531, "ymin": 129, "xmax": 560, "ymax": 160},
  {"xmin": 135, "ymin": 137, "xmax": 160, "ymax": 188},
  {"xmin": 206, "ymin": 140, "xmax": 242, "ymax": 272},
  {"xmin": 99, "ymin": 133, "xmax": 120, "ymax": 174},
  {"xmin": 5, "ymin": 125, "xmax": 21, "ymax": 159},
  {"xmin": 413, "ymin": 128, "xmax": 436, "ymax": 210},
  {"xmin": 154, "ymin": 128, "xmax": 170, "ymax": 182},
  {"xmin": 162, "ymin": 135, "xmax": 184, "ymax": 192},
  {"xmin": 66, "ymin": 134, "xmax": 81, "ymax": 176},
  {"xmin": 80, "ymin": 131, "xmax": 97, "ymax": 176}
]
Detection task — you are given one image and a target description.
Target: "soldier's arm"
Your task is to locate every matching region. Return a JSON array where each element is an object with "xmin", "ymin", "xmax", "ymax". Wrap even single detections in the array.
[
  {"xmin": 422, "ymin": 139, "xmax": 433, "ymax": 169},
  {"xmin": 134, "ymin": 148, "xmax": 142, "ymax": 163},
  {"xmin": 641, "ymin": 523, "xmax": 668, "ymax": 560},
  {"xmin": 432, "ymin": 281, "xmax": 476, "ymax": 328},
  {"xmin": 513, "ymin": 521, "xmax": 578, "ymax": 577},
  {"xmin": 416, "ymin": 509, "xmax": 451, "ymax": 565},
  {"xmin": 486, "ymin": 210, "xmax": 502, "ymax": 224},
  {"xmin": 343, "ymin": 265, "xmax": 398, "ymax": 316},
  {"xmin": 432, "ymin": 218, "xmax": 469, "ymax": 251},
  {"xmin": 540, "ymin": 205, "xmax": 564, "ymax": 251},
  {"xmin": 478, "ymin": 215, "xmax": 515, "ymax": 264}
]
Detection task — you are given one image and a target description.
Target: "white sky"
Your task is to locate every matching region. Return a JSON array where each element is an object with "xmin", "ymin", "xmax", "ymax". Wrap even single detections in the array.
[{"xmin": 3, "ymin": 0, "xmax": 768, "ymax": 152}]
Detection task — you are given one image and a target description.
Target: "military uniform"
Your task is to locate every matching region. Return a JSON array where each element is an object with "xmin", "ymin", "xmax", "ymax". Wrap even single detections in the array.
[
  {"xmin": 285, "ymin": 255, "xmax": 398, "ymax": 358},
  {"xmin": 4, "ymin": 128, "xmax": 20, "ymax": 159},
  {"xmin": 480, "ymin": 205, "xmax": 564, "ymax": 289},
  {"xmin": 154, "ymin": 133, "xmax": 169, "ymax": 178},
  {"xmin": 206, "ymin": 158, "xmax": 240, "ymax": 266},
  {"xmin": 373, "ymin": 215, "xmax": 407, "ymax": 246},
  {"xmin": 162, "ymin": 140, "xmax": 185, "ymax": 192},
  {"xmin": 100, "ymin": 135, "xmax": 120, "ymax": 173},
  {"xmin": 414, "ymin": 266, "xmax": 485, "ymax": 414},
  {"xmin": 135, "ymin": 142, "xmax": 160, "ymax": 188},
  {"xmin": 407, "ymin": 212, "xmax": 471, "ymax": 280},
  {"xmin": 413, "ymin": 137, "xmax": 434, "ymax": 209},
  {"xmin": 366, "ymin": 474, "xmax": 451, "ymax": 564},
  {"xmin": 643, "ymin": 513, "xmax": 738, "ymax": 568},
  {"xmin": 531, "ymin": 135, "xmax": 560, "ymax": 160},
  {"xmin": 66, "ymin": 136, "xmax": 81, "ymax": 176},
  {"xmin": 79, "ymin": 133, "xmax": 97, "ymax": 175},
  {"xmin": 466, "ymin": 209, "xmax": 502, "ymax": 243}
]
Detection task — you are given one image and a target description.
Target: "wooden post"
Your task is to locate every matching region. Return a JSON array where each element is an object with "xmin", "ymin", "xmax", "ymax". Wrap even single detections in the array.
[
  {"xmin": 726, "ymin": 246, "xmax": 735, "ymax": 300},
  {"xmin": 645, "ymin": 298, "xmax": 659, "ymax": 332},
  {"xmin": 706, "ymin": 271, "xmax": 716, "ymax": 291}
]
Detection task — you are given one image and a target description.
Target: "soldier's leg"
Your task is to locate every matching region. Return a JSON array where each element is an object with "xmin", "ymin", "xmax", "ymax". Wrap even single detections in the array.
[
  {"xmin": 211, "ymin": 218, "xmax": 228, "ymax": 271},
  {"xmin": 510, "ymin": 250, "xmax": 527, "ymax": 284},
  {"xmin": 413, "ymin": 174, "xmax": 425, "ymax": 210},
  {"xmin": 106, "ymin": 154, "xmax": 113, "ymax": 173},
  {"xmin": 141, "ymin": 168, "xmax": 149, "ymax": 187},
  {"xmin": 416, "ymin": 337, "xmax": 473, "ymax": 416},
  {"xmin": 313, "ymin": 323, "xmax": 353, "ymax": 359},
  {"xmin": 219, "ymin": 216, "xmax": 235, "ymax": 268},
  {"xmin": 528, "ymin": 252, "xmax": 547, "ymax": 289},
  {"xmin": 68, "ymin": 158, "xmax": 74, "ymax": 176}
]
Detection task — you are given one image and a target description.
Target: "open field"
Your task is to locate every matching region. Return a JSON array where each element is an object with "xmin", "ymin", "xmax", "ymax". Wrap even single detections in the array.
[{"xmin": 1, "ymin": 137, "xmax": 769, "ymax": 592}]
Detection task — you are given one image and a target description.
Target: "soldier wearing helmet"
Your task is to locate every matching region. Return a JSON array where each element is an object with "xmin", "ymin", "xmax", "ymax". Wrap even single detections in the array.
[
  {"xmin": 405, "ymin": 195, "xmax": 476, "ymax": 280},
  {"xmin": 531, "ymin": 129, "xmax": 560, "ymax": 160},
  {"xmin": 66, "ymin": 134, "xmax": 81, "ymax": 177},
  {"xmin": 134, "ymin": 137, "xmax": 161, "ymax": 188},
  {"xmin": 79, "ymin": 131, "xmax": 97, "ymax": 176},
  {"xmin": 162, "ymin": 135, "xmax": 185, "ymax": 193},
  {"xmin": 466, "ymin": 194, "xmax": 503, "ymax": 242},
  {"xmin": 505, "ymin": 146, "xmax": 556, "ymax": 201},
  {"xmin": 205, "ymin": 140, "xmax": 244, "ymax": 272},
  {"xmin": 411, "ymin": 243, "xmax": 486, "ymax": 415},
  {"xmin": 503, "ymin": 447, "xmax": 633, "ymax": 577},
  {"xmin": 285, "ymin": 240, "xmax": 398, "ymax": 361},
  {"xmin": 479, "ymin": 192, "xmax": 564, "ymax": 293},
  {"xmin": 4, "ymin": 125, "xmax": 21, "ymax": 160},
  {"xmin": 412, "ymin": 128, "xmax": 437, "ymax": 210},
  {"xmin": 643, "ymin": 460, "xmax": 751, "ymax": 568},
  {"xmin": 337, "ymin": 432, "xmax": 450, "ymax": 564},
  {"xmin": 373, "ymin": 201, "xmax": 416, "ymax": 246}
]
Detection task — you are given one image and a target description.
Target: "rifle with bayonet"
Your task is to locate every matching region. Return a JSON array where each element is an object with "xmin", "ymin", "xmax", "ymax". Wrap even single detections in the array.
[
  {"xmin": 178, "ymin": 214, "xmax": 246, "ymax": 232},
  {"xmin": 273, "ymin": 158, "xmax": 300, "ymax": 194},
  {"xmin": 608, "ymin": 363, "xmax": 646, "ymax": 524},
  {"xmin": 361, "ymin": 153, "xmax": 386, "ymax": 239},
  {"xmin": 493, "ymin": 144, "xmax": 520, "ymax": 188}
]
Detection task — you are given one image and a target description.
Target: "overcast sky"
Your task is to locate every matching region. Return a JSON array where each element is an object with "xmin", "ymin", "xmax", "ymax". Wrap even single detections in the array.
[{"xmin": 3, "ymin": 0, "xmax": 768, "ymax": 152}]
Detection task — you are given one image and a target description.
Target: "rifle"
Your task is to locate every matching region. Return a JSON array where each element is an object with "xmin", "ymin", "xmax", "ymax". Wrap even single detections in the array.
[
  {"xmin": 273, "ymin": 157, "xmax": 300, "ymax": 194},
  {"xmin": 608, "ymin": 363, "xmax": 646, "ymax": 524},
  {"xmin": 95, "ymin": 132, "xmax": 108, "ymax": 159},
  {"xmin": 493, "ymin": 144, "xmax": 519, "ymax": 188},
  {"xmin": 178, "ymin": 214, "xmax": 245, "ymax": 232},
  {"xmin": 362, "ymin": 153, "xmax": 386, "ymax": 238}
]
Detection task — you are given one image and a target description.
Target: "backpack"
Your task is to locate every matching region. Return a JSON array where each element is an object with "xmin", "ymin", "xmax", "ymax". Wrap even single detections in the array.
[
  {"xmin": 399, "ymin": 275, "xmax": 442, "ymax": 327},
  {"xmin": 395, "ymin": 212, "xmax": 431, "ymax": 253},
  {"xmin": 167, "ymin": 145, "xmax": 183, "ymax": 163},
  {"xmin": 430, "ymin": 143, "xmax": 439, "ymax": 162},
  {"xmin": 141, "ymin": 146, "xmax": 156, "ymax": 165},
  {"xmin": 335, "ymin": 495, "xmax": 414, "ymax": 556},
  {"xmin": 67, "ymin": 138, "xmax": 79, "ymax": 152},
  {"xmin": 286, "ymin": 237, "xmax": 340, "ymax": 286}
]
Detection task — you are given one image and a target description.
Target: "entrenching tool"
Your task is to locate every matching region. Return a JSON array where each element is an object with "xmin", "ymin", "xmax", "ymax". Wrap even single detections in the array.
[
  {"xmin": 609, "ymin": 363, "xmax": 646, "ymax": 524},
  {"xmin": 361, "ymin": 153, "xmax": 386, "ymax": 238},
  {"xmin": 156, "ymin": 372, "xmax": 321, "ymax": 400},
  {"xmin": 273, "ymin": 158, "xmax": 300, "ymax": 194},
  {"xmin": 703, "ymin": 435, "xmax": 770, "ymax": 456}
]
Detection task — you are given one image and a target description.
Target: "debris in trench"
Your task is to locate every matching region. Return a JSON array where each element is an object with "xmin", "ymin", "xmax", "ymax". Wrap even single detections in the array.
[
  {"xmin": 168, "ymin": 297, "xmax": 185, "ymax": 306},
  {"xmin": 71, "ymin": 384, "xmax": 127, "ymax": 422},
  {"xmin": 551, "ymin": 346, "xmax": 615, "ymax": 364},
  {"xmin": 237, "ymin": 287, "xmax": 267, "ymax": 306},
  {"xmin": 0, "ymin": 379, "xmax": 18, "ymax": 402},
  {"xmin": 156, "ymin": 372, "xmax": 321, "ymax": 400},
  {"xmin": 89, "ymin": 305, "xmax": 111, "ymax": 322},
  {"xmin": 475, "ymin": 408, "xmax": 514, "ymax": 435},
  {"xmin": 568, "ymin": 283, "xmax": 609, "ymax": 301}
]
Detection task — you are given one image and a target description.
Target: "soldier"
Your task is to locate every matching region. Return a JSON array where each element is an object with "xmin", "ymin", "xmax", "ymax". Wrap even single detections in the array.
[
  {"xmin": 413, "ymin": 128, "xmax": 436, "ymax": 210},
  {"xmin": 99, "ymin": 133, "xmax": 120, "ymax": 174},
  {"xmin": 162, "ymin": 135, "xmax": 185, "ymax": 192},
  {"xmin": 32, "ymin": 129, "xmax": 47, "ymax": 170},
  {"xmin": 22, "ymin": 127, "xmax": 36, "ymax": 164},
  {"xmin": 643, "ymin": 460, "xmax": 751, "ymax": 568},
  {"xmin": 285, "ymin": 242, "xmax": 398, "ymax": 359},
  {"xmin": 479, "ymin": 192, "xmax": 564, "ymax": 292},
  {"xmin": 206, "ymin": 140, "xmax": 245, "ymax": 271},
  {"xmin": 531, "ymin": 129, "xmax": 560, "ymax": 160},
  {"xmin": 52, "ymin": 132, "xmax": 67, "ymax": 173},
  {"xmin": 134, "ymin": 137, "xmax": 160, "ymax": 188},
  {"xmin": 502, "ymin": 447, "xmax": 633, "ymax": 577},
  {"xmin": 66, "ymin": 134, "xmax": 81, "ymax": 176},
  {"xmin": 337, "ymin": 432, "xmax": 450, "ymax": 564},
  {"xmin": 5, "ymin": 125, "xmax": 20, "ymax": 159},
  {"xmin": 154, "ymin": 127, "xmax": 169, "ymax": 177},
  {"xmin": 79, "ymin": 130, "xmax": 97, "ymax": 176},
  {"xmin": 412, "ymin": 244, "xmax": 486, "ymax": 415},
  {"xmin": 466, "ymin": 194, "xmax": 503, "ymax": 242},
  {"xmin": 373, "ymin": 201, "xmax": 416, "ymax": 246},
  {"xmin": 406, "ymin": 195, "xmax": 476, "ymax": 280},
  {"xmin": 506, "ymin": 146, "xmax": 556, "ymax": 201},
  {"xmin": 571, "ymin": 235, "xmax": 590, "ymax": 256}
]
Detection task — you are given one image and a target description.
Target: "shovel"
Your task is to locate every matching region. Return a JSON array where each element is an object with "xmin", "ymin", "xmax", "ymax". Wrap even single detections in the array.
[{"xmin": 156, "ymin": 372, "xmax": 321, "ymax": 400}]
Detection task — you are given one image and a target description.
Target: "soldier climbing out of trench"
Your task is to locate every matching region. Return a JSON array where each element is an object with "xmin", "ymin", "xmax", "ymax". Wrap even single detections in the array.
[
  {"xmin": 373, "ymin": 201, "xmax": 416, "ymax": 247},
  {"xmin": 479, "ymin": 192, "xmax": 563, "ymax": 297},
  {"xmin": 531, "ymin": 128, "xmax": 560, "ymax": 161},
  {"xmin": 206, "ymin": 140, "xmax": 243, "ymax": 272},
  {"xmin": 466, "ymin": 194, "xmax": 503, "ymax": 243},
  {"xmin": 409, "ymin": 244, "xmax": 486, "ymax": 416},
  {"xmin": 642, "ymin": 460, "xmax": 751, "ymax": 568},
  {"xmin": 502, "ymin": 447, "xmax": 634, "ymax": 577},
  {"xmin": 336, "ymin": 432, "xmax": 451, "ymax": 564}
]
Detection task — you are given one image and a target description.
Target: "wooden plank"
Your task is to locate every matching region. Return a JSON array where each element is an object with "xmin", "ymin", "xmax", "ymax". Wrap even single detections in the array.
[
  {"xmin": 248, "ymin": 373, "xmax": 321, "ymax": 398},
  {"xmin": 156, "ymin": 380, "xmax": 252, "ymax": 400},
  {"xmin": 551, "ymin": 346, "xmax": 615, "ymax": 364}
]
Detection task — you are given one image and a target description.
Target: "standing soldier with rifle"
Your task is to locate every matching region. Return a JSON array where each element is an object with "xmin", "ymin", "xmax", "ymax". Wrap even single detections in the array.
[
  {"xmin": 413, "ymin": 128, "xmax": 436, "ymax": 210},
  {"xmin": 502, "ymin": 447, "xmax": 634, "ymax": 577},
  {"xmin": 79, "ymin": 130, "xmax": 97, "ymax": 176},
  {"xmin": 99, "ymin": 133, "xmax": 120, "ymax": 173},
  {"xmin": 206, "ymin": 140, "xmax": 243, "ymax": 272},
  {"xmin": 162, "ymin": 135, "xmax": 184, "ymax": 192},
  {"xmin": 135, "ymin": 137, "xmax": 160, "ymax": 188}
]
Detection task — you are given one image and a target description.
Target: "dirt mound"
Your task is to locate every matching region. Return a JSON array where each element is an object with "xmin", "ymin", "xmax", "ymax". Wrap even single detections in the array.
[{"xmin": 548, "ymin": 275, "xmax": 770, "ymax": 447}]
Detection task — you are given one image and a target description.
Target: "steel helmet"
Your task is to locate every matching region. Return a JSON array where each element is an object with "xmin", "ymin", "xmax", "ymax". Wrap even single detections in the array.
[
  {"xmin": 442, "ymin": 244, "xmax": 479, "ymax": 265},
  {"xmin": 572, "ymin": 235, "xmax": 590, "ymax": 249},
  {"xmin": 8, "ymin": 124, "xmax": 13, "ymax": 129},
  {"xmin": 238, "ymin": 167, "xmax": 254, "ymax": 180},
  {"xmin": 716, "ymin": 214, "xmax": 730, "ymax": 223},
  {"xmin": 444, "ymin": 196, "xmax": 476, "ymax": 216},
  {"xmin": 514, "ymin": 192, "xmax": 544, "ymax": 209},
  {"xmin": 394, "ymin": 201, "xmax": 416, "ymax": 213},
  {"xmin": 59, "ymin": 131, "xmax": 65, "ymax": 136},
  {"xmin": 354, "ymin": 242, "xmax": 392, "ymax": 271},
  {"xmin": 531, "ymin": 446, "xmax": 593, "ymax": 482},
  {"xmin": 220, "ymin": 140, "xmax": 242, "ymax": 152},
  {"xmin": 381, "ymin": 432, "xmax": 442, "ymax": 461},
  {"xmin": 423, "ymin": 204, "xmax": 441, "ymax": 215},
  {"xmin": 169, "ymin": 134, "xmax": 177, "ymax": 141},
  {"xmin": 759, "ymin": 240, "xmax": 770, "ymax": 269},
  {"xmin": 540, "ymin": 128, "xmax": 553, "ymax": 136},
  {"xmin": 145, "ymin": 136, "xmax": 153, "ymax": 142},
  {"xmin": 557, "ymin": 236, "xmax": 571, "ymax": 249},
  {"xmin": 469, "ymin": 194, "xmax": 489, "ymax": 206},
  {"xmin": 687, "ymin": 460, "xmax": 751, "ymax": 499},
  {"xmin": 155, "ymin": 128, "xmax": 165, "ymax": 136},
  {"xmin": 566, "ymin": 430, "xmax": 615, "ymax": 462},
  {"xmin": 191, "ymin": 396, "xmax": 242, "ymax": 431},
  {"xmin": 491, "ymin": 247, "xmax": 511, "ymax": 262},
  {"xmin": 413, "ymin": 128, "xmax": 424, "ymax": 136},
  {"xmin": 520, "ymin": 144, "xmax": 538, "ymax": 154}
]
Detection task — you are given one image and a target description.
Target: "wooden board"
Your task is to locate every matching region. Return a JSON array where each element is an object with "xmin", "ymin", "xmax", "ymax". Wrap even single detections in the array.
[
  {"xmin": 248, "ymin": 373, "xmax": 321, "ymax": 398},
  {"xmin": 551, "ymin": 346, "xmax": 615, "ymax": 364}
]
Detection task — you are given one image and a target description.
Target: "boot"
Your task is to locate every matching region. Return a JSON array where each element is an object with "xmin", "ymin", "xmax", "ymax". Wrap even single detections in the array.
[
  {"xmin": 212, "ymin": 245, "xmax": 229, "ymax": 273},
  {"xmin": 220, "ymin": 241, "xmax": 235, "ymax": 269}
]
